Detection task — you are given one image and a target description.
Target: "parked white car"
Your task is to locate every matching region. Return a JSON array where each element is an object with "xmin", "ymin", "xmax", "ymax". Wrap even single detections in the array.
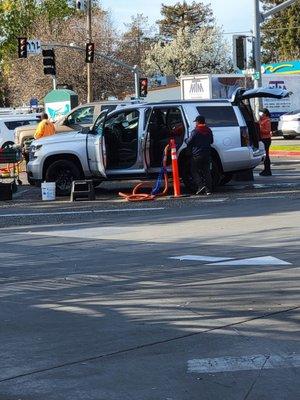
[
  {"xmin": 0, "ymin": 114, "xmax": 40, "ymax": 148},
  {"xmin": 278, "ymin": 109, "xmax": 300, "ymax": 139},
  {"xmin": 27, "ymin": 87, "xmax": 289, "ymax": 195}
]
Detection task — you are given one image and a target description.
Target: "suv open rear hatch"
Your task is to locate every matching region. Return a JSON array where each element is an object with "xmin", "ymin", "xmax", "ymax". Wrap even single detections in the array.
[{"xmin": 231, "ymin": 87, "xmax": 290, "ymax": 104}]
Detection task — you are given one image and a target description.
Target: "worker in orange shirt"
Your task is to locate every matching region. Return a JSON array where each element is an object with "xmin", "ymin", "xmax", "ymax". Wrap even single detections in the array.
[
  {"xmin": 259, "ymin": 108, "xmax": 272, "ymax": 176},
  {"xmin": 34, "ymin": 113, "xmax": 55, "ymax": 140}
]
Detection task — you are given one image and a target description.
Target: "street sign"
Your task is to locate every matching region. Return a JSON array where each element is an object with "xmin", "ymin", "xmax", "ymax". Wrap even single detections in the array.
[
  {"xmin": 27, "ymin": 40, "xmax": 41, "ymax": 55},
  {"xmin": 29, "ymin": 98, "xmax": 39, "ymax": 108}
]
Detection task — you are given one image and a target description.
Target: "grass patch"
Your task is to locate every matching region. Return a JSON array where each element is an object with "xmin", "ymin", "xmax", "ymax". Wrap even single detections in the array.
[{"xmin": 270, "ymin": 145, "xmax": 300, "ymax": 151}]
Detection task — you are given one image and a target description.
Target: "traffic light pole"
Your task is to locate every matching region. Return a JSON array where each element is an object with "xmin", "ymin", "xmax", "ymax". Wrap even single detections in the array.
[
  {"xmin": 133, "ymin": 66, "xmax": 140, "ymax": 99},
  {"xmin": 52, "ymin": 76, "xmax": 57, "ymax": 90},
  {"xmin": 253, "ymin": 0, "xmax": 299, "ymax": 117},
  {"xmin": 86, "ymin": 0, "xmax": 92, "ymax": 103}
]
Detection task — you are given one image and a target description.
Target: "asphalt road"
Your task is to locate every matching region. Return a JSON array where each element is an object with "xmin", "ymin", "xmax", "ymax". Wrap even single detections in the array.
[{"xmin": 0, "ymin": 159, "xmax": 299, "ymax": 400}]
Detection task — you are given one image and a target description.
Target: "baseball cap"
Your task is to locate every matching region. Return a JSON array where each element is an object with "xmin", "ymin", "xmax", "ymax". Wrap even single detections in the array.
[{"xmin": 194, "ymin": 115, "xmax": 205, "ymax": 123}]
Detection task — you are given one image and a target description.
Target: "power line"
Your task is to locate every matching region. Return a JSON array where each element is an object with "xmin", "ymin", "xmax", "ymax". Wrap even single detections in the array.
[{"xmin": 223, "ymin": 26, "xmax": 300, "ymax": 35}]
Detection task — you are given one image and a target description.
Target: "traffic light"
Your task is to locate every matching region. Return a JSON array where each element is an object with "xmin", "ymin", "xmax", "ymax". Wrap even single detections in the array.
[
  {"xmin": 139, "ymin": 78, "xmax": 148, "ymax": 97},
  {"xmin": 85, "ymin": 42, "xmax": 95, "ymax": 63},
  {"xmin": 42, "ymin": 49, "xmax": 56, "ymax": 75},
  {"xmin": 18, "ymin": 37, "xmax": 27, "ymax": 58},
  {"xmin": 233, "ymin": 35, "xmax": 247, "ymax": 70}
]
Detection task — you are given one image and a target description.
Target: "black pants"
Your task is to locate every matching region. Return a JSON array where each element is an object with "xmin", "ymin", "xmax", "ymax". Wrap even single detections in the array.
[
  {"xmin": 261, "ymin": 138, "xmax": 271, "ymax": 173},
  {"xmin": 191, "ymin": 154, "xmax": 212, "ymax": 192}
]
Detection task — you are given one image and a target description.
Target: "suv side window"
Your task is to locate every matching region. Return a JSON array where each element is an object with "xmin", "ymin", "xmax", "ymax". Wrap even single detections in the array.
[
  {"xmin": 100, "ymin": 104, "xmax": 118, "ymax": 113},
  {"xmin": 66, "ymin": 106, "xmax": 95, "ymax": 125},
  {"xmin": 196, "ymin": 106, "xmax": 238, "ymax": 127},
  {"xmin": 4, "ymin": 120, "xmax": 39, "ymax": 130}
]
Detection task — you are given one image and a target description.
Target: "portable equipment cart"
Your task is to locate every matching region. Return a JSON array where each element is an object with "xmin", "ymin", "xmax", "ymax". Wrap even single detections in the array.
[{"xmin": 0, "ymin": 147, "xmax": 23, "ymax": 195}]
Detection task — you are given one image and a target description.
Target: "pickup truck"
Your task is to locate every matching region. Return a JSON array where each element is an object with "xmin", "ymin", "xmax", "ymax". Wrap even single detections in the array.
[
  {"xmin": 14, "ymin": 100, "xmax": 130, "ymax": 157},
  {"xmin": 27, "ymin": 88, "xmax": 289, "ymax": 195}
]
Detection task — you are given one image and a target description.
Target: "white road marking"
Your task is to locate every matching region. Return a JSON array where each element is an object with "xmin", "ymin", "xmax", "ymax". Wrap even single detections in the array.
[
  {"xmin": 188, "ymin": 354, "xmax": 300, "ymax": 374},
  {"xmin": 0, "ymin": 207, "xmax": 165, "ymax": 218},
  {"xmin": 209, "ymin": 256, "xmax": 291, "ymax": 266},
  {"xmin": 198, "ymin": 198, "xmax": 228, "ymax": 203},
  {"xmin": 236, "ymin": 196, "xmax": 287, "ymax": 201},
  {"xmin": 169, "ymin": 256, "xmax": 233, "ymax": 262}
]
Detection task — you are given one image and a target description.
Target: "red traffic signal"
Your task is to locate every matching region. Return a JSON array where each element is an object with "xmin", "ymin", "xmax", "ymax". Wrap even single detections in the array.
[
  {"xmin": 18, "ymin": 37, "xmax": 27, "ymax": 58},
  {"xmin": 139, "ymin": 78, "xmax": 148, "ymax": 97},
  {"xmin": 85, "ymin": 42, "xmax": 95, "ymax": 63}
]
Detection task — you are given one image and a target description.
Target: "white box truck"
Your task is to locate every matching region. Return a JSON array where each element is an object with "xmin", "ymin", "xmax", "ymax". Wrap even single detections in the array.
[
  {"xmin": 181, "ymin": 73, "xmax": 300, "ymax": 131},
  {"xmin": 181, "ymin": 74, "xmax": 253, "ymax": 101},
  {"xmin": 261, "ymin": 74, "xmax": 300, "ymax": 122}
]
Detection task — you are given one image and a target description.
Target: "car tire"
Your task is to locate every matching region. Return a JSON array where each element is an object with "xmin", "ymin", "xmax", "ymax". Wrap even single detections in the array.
[
  {"xmin": 179, "ymin": 155, "xmax": 197, "ymax": 193},
  {"xmin": 179, "ymin": 155, "xmax": 222, "ymax": 193},
  {"xmin": 283, "ymin": 135, "xmax": 296, "ymax": 140},
  {"xmin": 219, "ymin": 172, "xmax": 233, "ymax": 185},
  {"xmin": 211, "ymin": 157, "xmax": 222, "ymax": 189},
  {"xmin": 45, "ymin": 159, "xmax": 81, "ymax": 196},
  {"xmin": 27, "ymin": 176, "xmax": 36, "ymax": 186}
]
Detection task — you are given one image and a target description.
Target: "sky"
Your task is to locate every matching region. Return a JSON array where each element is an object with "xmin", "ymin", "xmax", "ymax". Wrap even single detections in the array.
[{"xmin": 99, "ymin": 0, "xmax": 255, "ymax": 36}]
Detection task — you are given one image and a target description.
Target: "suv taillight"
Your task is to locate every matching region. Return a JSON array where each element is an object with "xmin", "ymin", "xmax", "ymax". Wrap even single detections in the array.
[{"xmin": 240, "ymin": 127, "xmax": 250, "ymax": 147}]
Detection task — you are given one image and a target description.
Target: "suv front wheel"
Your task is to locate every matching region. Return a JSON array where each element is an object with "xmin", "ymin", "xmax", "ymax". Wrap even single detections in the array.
[{"xmin": 45, "ymin": 159, "xmax": 81, "ymax": 196}]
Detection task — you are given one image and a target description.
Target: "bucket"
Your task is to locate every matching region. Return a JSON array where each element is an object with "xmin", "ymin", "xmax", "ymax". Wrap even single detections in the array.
[{"xmin": 41, "ymin": 182, "xmax": 56, "ymax": 201}]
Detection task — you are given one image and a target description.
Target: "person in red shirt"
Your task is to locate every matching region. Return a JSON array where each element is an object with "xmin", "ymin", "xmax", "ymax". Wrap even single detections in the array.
[{"xmin": 259, "ymin": 108, "xmax": 272, "ymax": 176}]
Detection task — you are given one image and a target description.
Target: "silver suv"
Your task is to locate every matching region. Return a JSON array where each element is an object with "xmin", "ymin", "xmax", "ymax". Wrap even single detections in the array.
[{"xmin": 27, "ymin": 87, "xmax": 289, "ymax": 195}]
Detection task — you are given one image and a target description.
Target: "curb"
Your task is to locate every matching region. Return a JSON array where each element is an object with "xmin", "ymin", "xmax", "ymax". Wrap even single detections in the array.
[{"xmin": 270, "ymin": 150, "xmax": 300, "ymax": 157}]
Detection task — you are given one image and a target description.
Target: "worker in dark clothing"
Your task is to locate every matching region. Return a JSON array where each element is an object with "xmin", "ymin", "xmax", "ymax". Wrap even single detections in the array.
[{"xmin": 186, "ymin": 115, "xmax": 214, "ymax": 195}]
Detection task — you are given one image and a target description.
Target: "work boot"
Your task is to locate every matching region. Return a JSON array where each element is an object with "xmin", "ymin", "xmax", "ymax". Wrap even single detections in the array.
[{"xmin": 260, "ymin": 170, "xmax": 272, "ymax": 176}]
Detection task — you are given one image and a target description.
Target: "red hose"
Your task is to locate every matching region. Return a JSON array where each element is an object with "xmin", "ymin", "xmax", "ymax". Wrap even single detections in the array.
[{"xmin": 119, "ymin": 144, "xmax": 170, "ymax": 202}]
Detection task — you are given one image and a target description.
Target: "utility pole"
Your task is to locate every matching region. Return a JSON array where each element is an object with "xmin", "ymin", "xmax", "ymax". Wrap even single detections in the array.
[
  {"xmin": 253, "ymin": 0, "xmax": 299, "ymax": 116},
  {"xmin": 86, "ymin": 0, "xmax": 92, "ymax": 103}
]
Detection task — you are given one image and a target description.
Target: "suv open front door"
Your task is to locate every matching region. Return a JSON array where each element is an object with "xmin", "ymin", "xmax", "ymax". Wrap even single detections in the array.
[{"xmin": 87, "ymin": 110, "xmax": 108, "ymax": 178}]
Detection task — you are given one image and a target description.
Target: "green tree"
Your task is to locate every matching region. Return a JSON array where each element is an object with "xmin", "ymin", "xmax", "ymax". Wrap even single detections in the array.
[
  {"xmin": 0, "ymin": 0, "xmax": 40, "ymax": 57},
  {"xmin": 116, "ymin": 14, "xmax": 155, "ymax": 94},
  {"xmin": 157, "ymin": 0, "xmax": 214, "ymax": 39},
  {"xmin": 261, "ymin": 0, "xmax": 300, "ymax": 62},
  {"xmin": 144, "ymin": 26, "xmax": 233, "ymax": 79}
]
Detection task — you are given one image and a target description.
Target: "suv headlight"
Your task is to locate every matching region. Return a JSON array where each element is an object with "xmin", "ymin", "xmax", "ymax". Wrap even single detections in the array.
[
  {"xmin": 29, "ymin": 144, "xmax": 43, "ymax": 160},
  {"xmin": 29, "ymin": 144, "xmax": 43, "ymax": 153}
]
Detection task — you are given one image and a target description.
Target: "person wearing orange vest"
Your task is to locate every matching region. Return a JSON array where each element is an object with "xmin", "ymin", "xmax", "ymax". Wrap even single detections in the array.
[
  {"xmin": 34, "ymin": 113, "xmax": 56, "ymax": 140},
  {"xmin": 259, "ymin": 108, "xmax": 272, "ymax": 176}
]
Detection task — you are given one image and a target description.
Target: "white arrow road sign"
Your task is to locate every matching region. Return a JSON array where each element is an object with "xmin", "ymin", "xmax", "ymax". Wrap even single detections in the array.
[
  {"xmin": 169, "ymin": 255, "xmax": 291, "ymax": 266},
  {"xmin": 209, "ymin": 256, "xmax": 291, "ymax": 266},
  {"xmin": 170, "ymin": 255, "xmax": 233, "ymax": 262},
  {"xmin": 27, "ymin": 39, "xmax": 41, "ymax": 54}
]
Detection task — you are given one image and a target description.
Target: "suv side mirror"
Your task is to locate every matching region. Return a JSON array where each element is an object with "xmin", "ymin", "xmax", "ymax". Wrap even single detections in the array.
[{"xmin": 80, "ymin": 126, "xmax": 91, "ymax": 135}]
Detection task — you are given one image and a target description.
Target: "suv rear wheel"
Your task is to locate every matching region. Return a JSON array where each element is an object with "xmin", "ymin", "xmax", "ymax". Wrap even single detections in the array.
[
  {"xmin": 45, "ymin": 160, "xmax": 81, "ymax": 196},
  {"xmin": 179, "ymin": 155, "xmax": 222, "ymax": 193}
]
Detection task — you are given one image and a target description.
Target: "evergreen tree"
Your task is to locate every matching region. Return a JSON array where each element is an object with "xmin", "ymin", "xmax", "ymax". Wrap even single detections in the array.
[
  {"xmin": 261, "ymin": 0, "xmax": 300, "ymax": 62},
  {"xmin": 157, "ymin": 0, "xmax": 214, "ymax": 39}
]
